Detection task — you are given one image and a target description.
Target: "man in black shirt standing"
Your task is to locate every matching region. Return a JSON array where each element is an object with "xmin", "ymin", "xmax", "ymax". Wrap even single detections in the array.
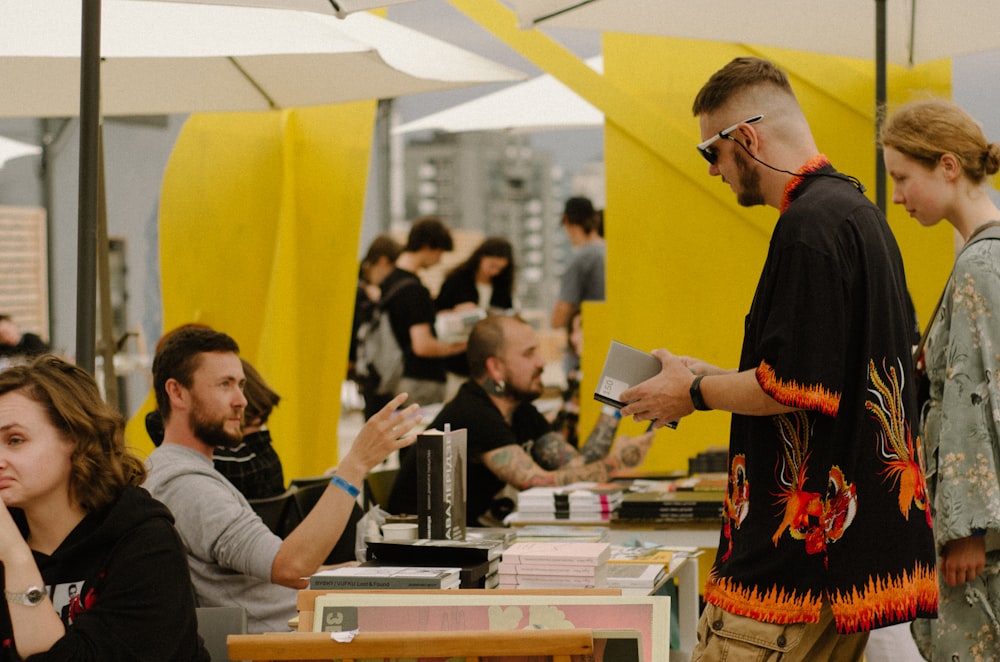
[{"xmin": 365, "ymin": 217, "xmax": 466, "ymax": 419}]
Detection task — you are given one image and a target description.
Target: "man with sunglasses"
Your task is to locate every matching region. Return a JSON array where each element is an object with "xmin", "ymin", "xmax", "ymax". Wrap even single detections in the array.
[{"xmin": 620, "ymin": 57, "xmax": 937, "ymax": 660}]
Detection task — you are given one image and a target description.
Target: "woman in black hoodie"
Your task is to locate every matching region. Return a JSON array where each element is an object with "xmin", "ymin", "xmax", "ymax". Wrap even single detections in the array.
[{"xmin": 0, "ymin": 355, "xmax": 208, "ymax": 661}]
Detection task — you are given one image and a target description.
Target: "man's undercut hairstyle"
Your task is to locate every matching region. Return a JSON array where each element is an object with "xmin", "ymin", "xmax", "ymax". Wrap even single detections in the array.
[
  {"xmin": 562, "ymin": 196, "xmax": 597, "ymax": 233},
  {"xmin": 406, "ymin": 216, "xmax": 454, "ymax": 252},
  {"xmin": 692, "ymin": 56, "xmax": 795, "ymax": 116},
  {"xmin": 152, "ymin": 326, "xmax": 240, "ymax": 420}
]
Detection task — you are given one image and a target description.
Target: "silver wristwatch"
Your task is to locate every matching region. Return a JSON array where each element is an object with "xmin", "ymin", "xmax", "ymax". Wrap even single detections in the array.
[{"xmin": 5, "ymin": 586, "xmax": 46, "ymax": 606}]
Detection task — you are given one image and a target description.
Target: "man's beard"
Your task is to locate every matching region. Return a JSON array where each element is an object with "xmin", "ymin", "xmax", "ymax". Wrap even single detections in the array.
[
  {"xmin": 734, "ymin": 148, "xmax": 765, "ymax": 208},
  {"xmin": 505, "ymin": 372, "xmax": 543, "ymax": 403},
  {"xmin": 190, "ymin": 401, "xmax": 243, "ymax": 450}
]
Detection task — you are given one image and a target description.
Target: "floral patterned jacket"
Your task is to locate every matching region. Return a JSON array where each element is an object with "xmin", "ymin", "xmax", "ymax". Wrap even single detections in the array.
[{"xmin": 922, "ymin": 237, "xmax": 1000, "ymax": 546}]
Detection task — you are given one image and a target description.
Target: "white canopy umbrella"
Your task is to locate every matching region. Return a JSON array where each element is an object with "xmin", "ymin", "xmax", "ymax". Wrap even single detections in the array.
[
  {"xmin": 502, "ymin": 0, "xmax": 1000, "ymax": 211},
  {"xmin": 505, "ymin": 0, "xmax": 1000, "ymax": 67},
  {"xmin": 0, "ymin": 0, "xmax": 525, "ymax": 118},
  {"xmin": 134, "ymin": 0, "xmax": 413, "ymax": 17},
  {"xmin": 394, "ymin": 56, "xmax": 603, "ymax": 134},
  {"xmin": 0, "ymin": 135, "xmax": 42, "ymax": 169},
  {"xmin": 0, "ymin": 0, "xmax": 525, "ymax": 372}
]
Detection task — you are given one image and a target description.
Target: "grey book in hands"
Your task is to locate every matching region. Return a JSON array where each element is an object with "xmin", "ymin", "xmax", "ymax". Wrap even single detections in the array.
[{"xmin": 594, "ymin": 341, "xmax": 677, "ymax": 429}]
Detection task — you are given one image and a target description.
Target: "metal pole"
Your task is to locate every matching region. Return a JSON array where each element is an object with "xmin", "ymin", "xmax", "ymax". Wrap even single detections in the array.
[
  {"xmin": 77, "ymin": 0, "xmax": 101, "ymax": 373},
  {"xmin": 875, "ymin": 0, "xmax": 887, "ymax": 213},
  {"xmin": 376, "ymin": 99, "xmax": 392, "ymax": 233}
]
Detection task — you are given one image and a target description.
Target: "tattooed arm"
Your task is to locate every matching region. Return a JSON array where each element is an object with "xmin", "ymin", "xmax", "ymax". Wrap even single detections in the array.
[
  {"xmin": 578, "ymin": 407, "xmax": 621, "ymax": 463},
  {"xmin": 531, "ymin": 406, "xmax": 621, "ymax": 469},
  {"xmin": 482, "ymin": 430, "xmax": 654, "ymax": 489},
  {"xmin": 530, "ymin": 431, "xmax": 583, "ymax": 470}
]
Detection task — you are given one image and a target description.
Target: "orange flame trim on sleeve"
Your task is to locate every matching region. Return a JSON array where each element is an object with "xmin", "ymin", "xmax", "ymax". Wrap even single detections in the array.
[
  {"xmin": 757, "ymin": 362, "xmax": 840, "ymax": 417},
  {"xmin": 829, "ymin": 563, "xmax": 938, "ymax": 634}
]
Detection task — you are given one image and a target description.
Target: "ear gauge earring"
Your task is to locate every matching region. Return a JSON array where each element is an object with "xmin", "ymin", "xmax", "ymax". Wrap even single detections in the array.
[{"xmin": 483, "ymin": 376, "xmax": 506, "ymax": 396}]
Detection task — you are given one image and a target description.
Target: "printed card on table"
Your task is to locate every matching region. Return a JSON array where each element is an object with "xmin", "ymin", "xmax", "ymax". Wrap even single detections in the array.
[{"xmin": 312, "ymin": 592, "xmax": 669, "ymax": 662}]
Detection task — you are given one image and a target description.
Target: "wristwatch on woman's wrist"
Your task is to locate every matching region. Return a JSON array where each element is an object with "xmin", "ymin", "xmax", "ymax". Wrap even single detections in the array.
[{"xmin": 5, "ymin": 586, "xmax": 46, "ymax": 606}]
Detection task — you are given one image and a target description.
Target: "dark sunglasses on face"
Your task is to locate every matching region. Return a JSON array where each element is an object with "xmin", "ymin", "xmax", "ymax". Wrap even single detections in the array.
[{"xmin": 696, "ymin": 114, "xmax": 764, "ymax": 165}]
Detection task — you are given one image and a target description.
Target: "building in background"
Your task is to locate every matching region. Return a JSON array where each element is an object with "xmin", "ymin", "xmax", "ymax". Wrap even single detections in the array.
[{"xmin": 402, "ymin": 129, "xmax": 603, "ymax": 322}]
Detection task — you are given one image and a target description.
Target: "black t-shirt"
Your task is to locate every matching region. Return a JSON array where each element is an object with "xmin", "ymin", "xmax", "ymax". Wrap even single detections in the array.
[
  {"xmin": 379, "ymin": 268, "xmax": 446, "ymax": 383},
  {"xmin": 387, "ymin": 380, "xmax": 550, "ymax": 524}
]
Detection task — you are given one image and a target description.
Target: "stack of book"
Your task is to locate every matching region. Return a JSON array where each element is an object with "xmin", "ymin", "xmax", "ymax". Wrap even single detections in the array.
[
  {"xmin": 513, "ymin": 524, "xmax": 610, "ymax": 543},
  {"xmin": 617, "ymin": 489, "xmax": 724, "ymax": 523},
  {"xmin": 605, "ymin": 564, "xmax": 667, "ymax": 591},
  {"xmin": 497, "ymin": 541, "xmax": 610, "ymax": 589},
  {"xmin": 608, "ymin": 545, "xmax": 675, "ymax": 567},
  {"xmin": 668, "ymin": 472, "xmax": 728, "ymax": 492},
  {"xmin": 688, "ymin": 447, "xmax": 729, "ymax": 474},
  {"xmin": 310, "ymin": 564, "xmax": 462, "ymax": 590},
  {"xmin": 605, "ymin": 545, "xmax": 675, "ymax": 592},
  {"xmin": 366, "ymin": 538, "xmax": 503, "ymax": 589},
  {"xmin": 465, "ymin": 527, "xmax": 517, "ymax": 547},
  {"xmin": 515, "ymin": 482, "xmax": 624, "ymax": 521}
]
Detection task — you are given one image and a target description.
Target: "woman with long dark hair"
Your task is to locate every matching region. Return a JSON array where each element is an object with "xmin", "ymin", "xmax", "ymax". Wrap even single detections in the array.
[
  {"xmin": 435, "ymin": 236, "xmax": 515, "ymax": 377},
  {"xmin": 436, "ymin": 236, "xmax": 515, "ymax": 314}
]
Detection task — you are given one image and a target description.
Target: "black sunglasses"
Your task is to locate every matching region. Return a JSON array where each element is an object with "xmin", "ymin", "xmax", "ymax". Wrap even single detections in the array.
[{"xmin": 696, "ymin": 114, "xmax": 764, "ymax": 165}]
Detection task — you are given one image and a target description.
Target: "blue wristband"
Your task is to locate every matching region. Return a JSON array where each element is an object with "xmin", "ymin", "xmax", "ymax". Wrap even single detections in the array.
[
  {"xmin": 972, "ymin": 528, "xmax": 987, "ymax": 537},
  {"xmin": 330, "ymin": 474, "xmax": 361, "ymax": 499}
]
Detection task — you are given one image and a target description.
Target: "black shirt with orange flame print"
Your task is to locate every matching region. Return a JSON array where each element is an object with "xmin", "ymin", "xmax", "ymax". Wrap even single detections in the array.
[{"xmin": 703, "ymin": 158, "xmax": 938, "ymax": 634}]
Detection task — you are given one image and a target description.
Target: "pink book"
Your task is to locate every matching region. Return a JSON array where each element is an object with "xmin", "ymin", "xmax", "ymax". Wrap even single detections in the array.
[{"xmin": 501, "ymin": 542, "xmax": 611, "ymax": 566}]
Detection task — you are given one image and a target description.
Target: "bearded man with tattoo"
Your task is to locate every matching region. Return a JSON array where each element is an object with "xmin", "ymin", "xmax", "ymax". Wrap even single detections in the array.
[{"xmin": 388, "ymin": 315, "xmax": 653, "ymax": 526}]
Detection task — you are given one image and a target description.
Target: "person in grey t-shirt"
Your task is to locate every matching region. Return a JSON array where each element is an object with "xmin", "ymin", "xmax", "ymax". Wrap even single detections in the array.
[
  {"xmin": 143, "ymin": 325, "xmax": 421, "ymax": 633},
  {"xmin": 550, "ymin": 196, "xmax": 606, "ymax": 332}
]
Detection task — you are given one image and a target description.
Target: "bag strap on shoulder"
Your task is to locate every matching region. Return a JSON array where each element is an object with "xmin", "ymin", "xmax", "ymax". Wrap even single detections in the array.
[{"xmin": 376, "ymin": 274, "xmax": 420, "ymax": 310}]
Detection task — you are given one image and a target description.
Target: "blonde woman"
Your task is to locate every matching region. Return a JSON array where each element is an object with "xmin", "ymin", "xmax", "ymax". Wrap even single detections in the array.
[{"xmin": 882, "ymin": 98, "xmax": 1000, "ymax": 660}]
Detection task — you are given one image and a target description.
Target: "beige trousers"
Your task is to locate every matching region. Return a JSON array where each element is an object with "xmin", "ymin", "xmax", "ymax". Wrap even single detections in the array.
[{"xmin": 690, "ymin": 601, "xmax": 869, "ymax": 662}]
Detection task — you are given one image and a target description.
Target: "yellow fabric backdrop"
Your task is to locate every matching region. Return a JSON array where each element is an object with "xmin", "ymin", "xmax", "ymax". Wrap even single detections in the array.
[{"xmin": 126, "ymin": 102, "xmax": 376, "ymax": 480}]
